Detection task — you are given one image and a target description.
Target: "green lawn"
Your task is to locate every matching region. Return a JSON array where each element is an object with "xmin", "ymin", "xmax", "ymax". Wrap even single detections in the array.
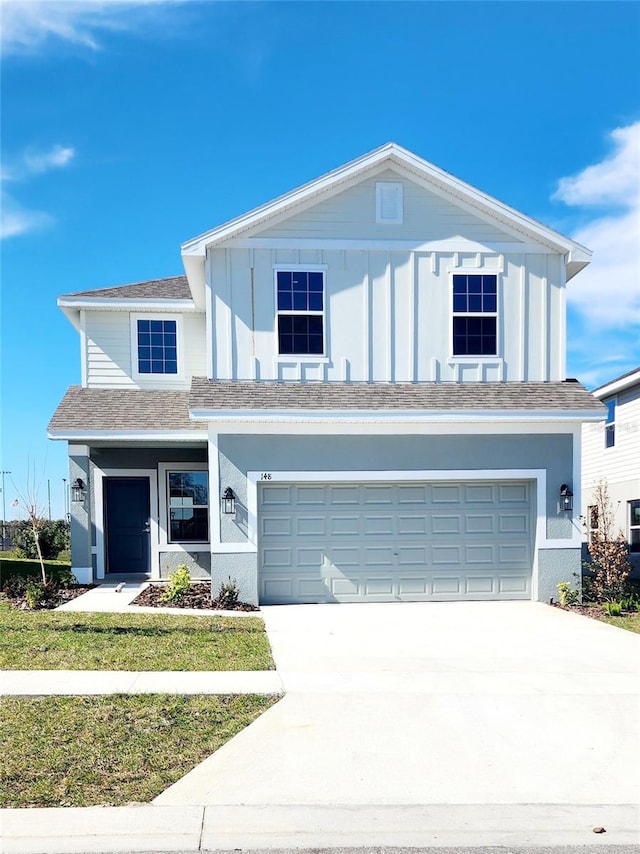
[
  {"xmin": 0, "ymin": 600, "xmax": 274, "ymax": 671},
  {"xmin": 599, "ymin": 612, "xmax": 640, "ymax": 634},
  {"xmin": 1, "ymin": 693, "xmax": 279, "ymax": 807}
]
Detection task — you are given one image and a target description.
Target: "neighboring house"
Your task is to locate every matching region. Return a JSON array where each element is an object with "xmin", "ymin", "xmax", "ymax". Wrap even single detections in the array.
[
  {"xmin": 581, "ymin": 367, "xmax": 640, "ymax": 576},
  {"xmin": 48, "ymin": 143, "xmax": 606, "ymax": 605}
]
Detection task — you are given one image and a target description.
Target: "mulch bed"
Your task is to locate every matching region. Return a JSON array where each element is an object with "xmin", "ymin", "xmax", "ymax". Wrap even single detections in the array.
[
  {"xmin": 4, "ymin": 585, "xmax": 96, "ymax": 611},
  {"xmin": 132, "ymin": 583, "xmax": 259, "ymax": 612}
]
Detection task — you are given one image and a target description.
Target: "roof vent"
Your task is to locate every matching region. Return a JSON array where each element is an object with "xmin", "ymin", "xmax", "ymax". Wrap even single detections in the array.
[{"xmin": 376, "ymin": 181, "xmax": 403, "ymax": 224}]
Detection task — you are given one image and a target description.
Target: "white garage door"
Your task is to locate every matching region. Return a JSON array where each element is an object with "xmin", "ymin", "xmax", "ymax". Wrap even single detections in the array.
[{"xmin": 258, "ymin": 480, "xmax": 533, "ymax": 603}]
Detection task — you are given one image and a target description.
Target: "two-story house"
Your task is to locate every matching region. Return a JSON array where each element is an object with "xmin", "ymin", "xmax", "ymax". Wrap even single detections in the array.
[
  {"xmin": 582, "ymin": 367, "xmax": 640, "ymax": 576},
  {"xmin": 48, "ymin": 143, "xmax": 605, "ymax": 604}
]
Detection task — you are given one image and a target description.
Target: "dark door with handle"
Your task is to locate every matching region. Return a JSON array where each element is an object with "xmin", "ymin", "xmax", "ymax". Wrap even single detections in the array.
[{"xmin": 104, "ymin": 477, "xmax": 151, "ymax": 574}]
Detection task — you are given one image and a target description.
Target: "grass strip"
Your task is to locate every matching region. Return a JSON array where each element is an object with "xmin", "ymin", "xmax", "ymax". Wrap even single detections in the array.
[
  {"xmin": 0, "ymin": 601, "xmax": 274, "ymax": 671},
  {"xmin": 0, "ymin": 693, "xmax": 279, "ymax": 807},
  {"xmin": 599, "ymin": 612, "xmax": 640, "ymax": 634}
]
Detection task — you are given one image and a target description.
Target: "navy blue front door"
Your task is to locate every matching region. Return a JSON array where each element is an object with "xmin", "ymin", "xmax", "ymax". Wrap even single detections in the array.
[{"xmin": 104, "ymin": 478, "xmax": 150, "ymax": 574}]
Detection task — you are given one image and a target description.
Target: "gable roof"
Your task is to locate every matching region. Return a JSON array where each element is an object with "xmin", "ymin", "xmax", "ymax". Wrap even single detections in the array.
[
  {"xmin": 57, "ymin": 276, "xmax": 199, "ymax": 330},
  {"xmin": 48, "ymin": 386, "xmax": 207, "ymax": 438},
  {"xmin": 592, "ymin": 366, "xmax": 640, "ymax": 398},
  {"xmin": 189, "ymin": 378, "xmax": 605, "ymax": 422},
  {"xmin": 181, "ymin": 142, "xmax": 592, "ymax": 281},
  {"xmin": 60, "ymin": 276, "xmax": 192, "ymax": 301}
]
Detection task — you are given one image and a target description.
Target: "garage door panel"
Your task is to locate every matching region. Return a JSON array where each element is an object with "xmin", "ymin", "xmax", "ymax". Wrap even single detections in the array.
[
  {"xmin": 398, "ymin": 515, "xmax": 427, "ymax": 535},
  {"xmin": 259, "ymin": 479, "xmax": 533, "ymax": 603},
  {"xmin": 465, "ymin": 484, "xmax": 495, "ymax": 503},
  {"xmin": 296, "ymin": 516, "xmax": 325, "ymax": 536},
  {"xmin": 431, "ymin": 545, "xmax": 461, "ymax": 564},
  {"xmin": 499, "ymin": 514, "xmax": 529, "ymax": 533},
  {"xmin": 432, "ymin": 485, "xmax": 462, "ymax": 503},
  {"xmin": 432, "ymin": 515, "xmax": 461, "ymax": 534},
  {"xmin": 295, "ymin": 485, "xmax": 326, "ymax": 504},
  {"xmin": 499, "ymin": 483, "xmax": 529, "ymax": 503},
  {"xmin": 465, "ymin": 514, "xmax": 495, "ymax": 533},
  {"xmin": 330, "ymin": 516, "xmax": 360, "ymax": 536},
  {"xmin": 465, "ymin": 544, "xmax": 495, "ymax": 564}
]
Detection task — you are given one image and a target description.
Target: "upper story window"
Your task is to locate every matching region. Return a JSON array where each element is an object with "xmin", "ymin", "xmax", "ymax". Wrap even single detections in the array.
[
  {"xmin": 629, "ymin": 500, "xmax": 640, "ymax": 553},
  {"xmin": 136, "ymin": 318, "xmax": 178, "ymax": 375},
  {"xmin": 452, "ymin": 274, "xmax": 498, "ymax": 356},
  {"xmin": 276, "ymin": 270, "xmax": 324, "ymax": 356},
  {"xmin": 376, "ymin": 181, "xmax": 403, "ymax": 224},
  {"xmin": 605, "ymin": 399, "xmax": 616, "ymax": 448}
]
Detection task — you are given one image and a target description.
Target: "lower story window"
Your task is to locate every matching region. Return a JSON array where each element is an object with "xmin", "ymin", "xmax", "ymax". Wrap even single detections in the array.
[
  {"xmin": 629, "ymin": 500, "xmax": 640, "ymax": 553},
  {"xmin": 168, "ymin": 471, "xmax": 208, "ymax": 542}
]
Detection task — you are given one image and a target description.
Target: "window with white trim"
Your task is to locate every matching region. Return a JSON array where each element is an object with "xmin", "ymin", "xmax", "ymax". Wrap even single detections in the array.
[
  {"xmin": 276, "ymin": 270, "xmax": 324, "ymax": 355},
  {"xmin": 629, "ymin": 500, "xmax": 640, "ymax": 553},
  {"xmin": 605, "ymin": 399, "xmax": 616, "ymax": 448},
  {"xmin": 452, "ymin": 274, "xmax": 498, "ymax": 356},
  {"xmin": 135, "ymin": 317, "xmax": 178, "ymax": 375},
  {"xmin": 167, "ymin": 471, "xmax": 208, "ymax": 542}
]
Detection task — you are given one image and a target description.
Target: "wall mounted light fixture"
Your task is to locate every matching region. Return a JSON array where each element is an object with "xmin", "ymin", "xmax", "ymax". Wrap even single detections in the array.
[
  {"xmin": 222, "ymin": 487, "xmax": 236, "ymax": 515},
  {"xmin": 71, "ymin": 478, "xmax": 86, "ymax": 503},
  {"xmin": 559, "ymin": 484, "xmax": 573, "ymax": 512}
]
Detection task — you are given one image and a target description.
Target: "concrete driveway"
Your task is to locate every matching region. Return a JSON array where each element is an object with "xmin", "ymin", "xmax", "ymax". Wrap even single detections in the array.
[{"xmin": 156, "ymin": 601, "xmax": 640, "ymax": 810}]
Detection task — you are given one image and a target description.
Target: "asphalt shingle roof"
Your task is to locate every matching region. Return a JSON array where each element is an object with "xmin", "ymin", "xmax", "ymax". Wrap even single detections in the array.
[
  {"xmin": 48, "ymin": 387, "xmax": 207, "ymax": 433},
  {"xmin": 61, "ymin": 276, "xmax": 192, "ymax": 301},
  {"xmin": 189, "ymin": 378, "xmax": 606, "ymax": 413}
]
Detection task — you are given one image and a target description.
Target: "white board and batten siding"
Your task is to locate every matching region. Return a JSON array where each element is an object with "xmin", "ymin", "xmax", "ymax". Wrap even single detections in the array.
[
  {"xmin": 206, "ymin": 169, "xmax": 567, "ymax": 384},
  {"xmin": 207, "ymin": 246, "xmax": 566, "ymax": 384},
  {"xmin": 84, "ymin": 311, "xmax": 207, "ymax": 389}
]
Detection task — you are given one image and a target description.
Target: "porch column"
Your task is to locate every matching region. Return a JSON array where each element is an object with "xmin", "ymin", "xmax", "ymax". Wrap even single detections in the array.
[{"xmin": 68, "ymin": 444, "xmax": 93, "ymax": 584}]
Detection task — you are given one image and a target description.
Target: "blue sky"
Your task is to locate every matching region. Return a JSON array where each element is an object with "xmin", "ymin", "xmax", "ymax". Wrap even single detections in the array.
[{"xmin": 1, "ymin": 0, "xmax": 639, "ymax": 520}]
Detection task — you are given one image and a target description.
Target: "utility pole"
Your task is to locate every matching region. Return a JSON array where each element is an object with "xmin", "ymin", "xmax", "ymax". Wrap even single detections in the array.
[{"xmin": 1, "ymin": 470, "xmax": 11, "ymax": 551}]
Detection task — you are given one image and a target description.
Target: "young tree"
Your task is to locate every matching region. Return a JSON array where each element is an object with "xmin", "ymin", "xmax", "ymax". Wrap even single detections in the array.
[
  {"xmin": 587, "ymin": 479, "xmax": 632, "ymax": 602},
  {"xmin": 10, "ymin": 467, "xmax": 49, "ymax": 586}
]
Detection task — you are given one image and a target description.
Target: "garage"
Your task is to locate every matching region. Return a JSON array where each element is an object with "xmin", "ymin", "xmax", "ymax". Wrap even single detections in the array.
[{"xmin": 258, "ymin": 480, "xmax": 534, "ymax": 603}]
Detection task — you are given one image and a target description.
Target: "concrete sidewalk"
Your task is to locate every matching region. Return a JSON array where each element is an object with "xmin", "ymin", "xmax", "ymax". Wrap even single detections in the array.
[{"xmin": 2, "ymin": 803, "xmax": 639, "ymax": 852}]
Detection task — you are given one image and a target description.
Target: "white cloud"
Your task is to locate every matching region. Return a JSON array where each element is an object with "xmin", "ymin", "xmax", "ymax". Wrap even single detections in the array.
[
  {"xmin": 0, "ymin": 0, "xmax": 184, "ymax": 56},
  {"xmin": 555, "ymin": 122, "xmax": 640, "ymax": 329},
  {"xmin": 1, "ymin": 143, "xmax": 75, "ymax": 240},
  {"xmin": 23, "ymin": 144, "xmax": 75, "ymax": 174}
]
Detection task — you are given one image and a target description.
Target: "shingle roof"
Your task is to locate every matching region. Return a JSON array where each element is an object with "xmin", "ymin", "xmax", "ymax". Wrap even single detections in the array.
[
  {"xmin": 48, "ymin": 387, "xmax": 207, "ymax": 433},
  {"xmin": 60, "ymin": 276, "xmax": 192, "ymax": 301},
  {"xmin": 190, "ymin": 378, "xmax": 606, "ymax": 413}
]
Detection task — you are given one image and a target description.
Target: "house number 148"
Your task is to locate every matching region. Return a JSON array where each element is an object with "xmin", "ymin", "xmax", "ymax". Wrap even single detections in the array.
[{"xmin": 260, "ymin": 473, "xmax": 272, "ymax": 480}]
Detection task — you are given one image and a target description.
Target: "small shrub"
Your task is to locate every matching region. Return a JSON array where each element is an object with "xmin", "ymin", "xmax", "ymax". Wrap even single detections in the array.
[
  {"xmin": 161, "ymin": 564, "xmax": 191, "ymax": 603},
  {"xmin": 24, "ymin": 581, "xmax": 55, "ymax": 610},
  {"xmin": 557, "ymin": 581, "xmax": 579, "ymax": 607},
  {"xmin": 586, "ymin": 480, "xmax": 632, "ymax": 603},
  {"xmin": 603, "ymin": 601, "xmax": 623, "ymax": 617},
  {"xmin": 215, "ymin": 576, "xmax": 240, "ymax": 610}
]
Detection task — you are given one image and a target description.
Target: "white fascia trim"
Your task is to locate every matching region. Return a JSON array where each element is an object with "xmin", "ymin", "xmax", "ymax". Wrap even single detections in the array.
[
  {"xmin": 48, "ymin": 430, "xmax": 207, "ymax": 442},
  {"xmin": 592, "ymin": 369, "xmax": 640, "ymax": 399},
  {"xmin": 181, "ymin": 142, "xmax": 591, "ymax": 260},
  {"xmin": 194, "ymin": 420, "xmax": 587, "ymax": 437},
  {"xmin": 189, "ymin": 409, "xmax": 605, "ymax": 424},
  {"xmin": 57, "ymin": 297, "xmax": 196, "ymax": 312},
  {"xmin": 242, "ymin": 468, "xmax": 582, "ymax": 554}
]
